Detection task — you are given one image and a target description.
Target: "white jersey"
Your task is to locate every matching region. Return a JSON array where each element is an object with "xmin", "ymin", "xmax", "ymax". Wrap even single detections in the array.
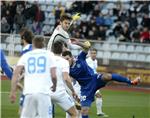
[
  {"xmin": 17, "ymin": 49, "xmax": 56, "ymax": 95},
  {"xmin": 86, "ymin": 57, "xmax": 98, "ymax": 74},
  {"xmin": 47, "ymin": 25, "xmax": 70, "ymax": 51},
  {"xmin": 53, "ymin": 55, "xmax": 70, "ymax": 92},
  {"xmin": 51, "ymin": 55, "xmax": 75, "ymax": 111}
]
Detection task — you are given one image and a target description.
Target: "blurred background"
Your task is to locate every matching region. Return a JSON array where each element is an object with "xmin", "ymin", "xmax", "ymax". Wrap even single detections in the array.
[{"xmin": 1, "ymin": 0, "xmax": 150, "ymax": 85}]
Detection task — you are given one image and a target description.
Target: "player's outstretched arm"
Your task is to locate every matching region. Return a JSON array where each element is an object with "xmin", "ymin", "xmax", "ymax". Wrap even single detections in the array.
[
  {"xmin": 50, "ymin": 67, "xmax": 57, "ymax": 92},
  {"xmin": 10, "ymin": 66, "xmax": 24, "ymax": 103},
  {"xmin": 63, "ymin": 72, "xmax": 78, "ymax": 99},
  {"xmin": 70, "ymin": 38, "xmax": 91, "ymax": 53}
]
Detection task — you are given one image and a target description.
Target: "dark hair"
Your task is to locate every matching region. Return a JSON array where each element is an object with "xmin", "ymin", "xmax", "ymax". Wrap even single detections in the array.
[
  {"xmin": 52, "ymin": 41, "xmax": 63, "ymax": 54},
  {"xmin": 62, "ymin": 50, "xmax": 72, "ymax": 57},
  {"xmin": 32, "ymin": 36, "xmax": 44, "ymax": 48},
  {"xmin": 19, "ymin": 27, "xmax": 28, "ymax": 34},
  {"xmin": 60, "ymin": 14, "xmax": 72, "ymax": 22},
  {"xmin": 90, "ymin": 48, "xmax": 97, "ymax": 52},
  {"xmin": 21, "ymin": 30, "xmax": 34, "ymax": 44}
]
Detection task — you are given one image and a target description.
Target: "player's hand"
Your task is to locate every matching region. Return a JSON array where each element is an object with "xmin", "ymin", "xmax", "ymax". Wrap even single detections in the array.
[
  {"xmin": 51, "ymin": 85, "xmax": 56, "ymax": 92},
  {"xmin": 72, "ymin": 92, "xmax": 79, "ymax": 101},
  {"xmin": 9, "ymin": 92, "xmax": 16, "ymax": 103}
]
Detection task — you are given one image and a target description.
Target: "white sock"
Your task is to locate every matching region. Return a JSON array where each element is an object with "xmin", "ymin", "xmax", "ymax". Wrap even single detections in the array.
[
  {"xmin": 96, "ymin": 97, "xmax": 103, "ymax": 114},
  {"xmin": 66, "ymin": 113, "xmax": 71, "ymax": 118}
]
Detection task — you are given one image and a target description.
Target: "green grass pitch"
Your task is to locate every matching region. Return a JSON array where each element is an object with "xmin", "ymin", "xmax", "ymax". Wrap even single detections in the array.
[{"xmin": 1, "ymin": 80, "xmax": 150, "ymax": 118}]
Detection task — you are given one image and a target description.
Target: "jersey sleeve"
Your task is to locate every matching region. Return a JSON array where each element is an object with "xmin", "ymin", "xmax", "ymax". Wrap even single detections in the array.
[
  {"xmin": 48, "ymin": 52, "xmax": 57, "ymax": 68},
  {"xmin": 17, "ymin": 54, "xmax": 26, "ymax": 66},
  {"xmin": 0, "ymin": 49, "xmax": 13, "ymax": 79},
  {"xmin": 77, "ymin": 51, "xmax": 88, "ymax": 60},
  {"xmin": 62, "ymin": 60, "xmax": 69, "ymax": 73}
]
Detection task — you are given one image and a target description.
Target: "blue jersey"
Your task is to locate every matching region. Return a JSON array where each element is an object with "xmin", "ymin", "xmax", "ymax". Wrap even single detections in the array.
[
  {"xmin": 69, "ymin": 51, "xmax": 106, "ymax": 107},
  {"xmin": 0, "ymin": 49, "xmax": 13, "ymax": 79},
  {"xmin": 21, "ymin": 44, "xmax": 32, "ymax": 55}
]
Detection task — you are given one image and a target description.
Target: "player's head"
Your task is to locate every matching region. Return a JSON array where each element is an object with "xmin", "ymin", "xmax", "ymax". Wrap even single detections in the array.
[
  {"xmin": 62, "ymin": 50, "xmax": 74, "ymax": 66},
  {"xmin": 60, "ymin": 14, "xmax": 72, "ymax": 31},
  {"xmin": 52, "ymin": 40, "xmax": 64, "ymax": 55},
  {"xmin": 20, "ymin": 28, "xmax": 34, "ymax": 46},
  {"xmin": 19, "ymin": 27, "xmax": 28, "ymax": 36},
  {"xmin": 89, "ymin": 48, "xmax": 97, "ymax": 60},
  {"xmin": 32, "ymin": 36, "xmax": 45, "ymax": 49}
]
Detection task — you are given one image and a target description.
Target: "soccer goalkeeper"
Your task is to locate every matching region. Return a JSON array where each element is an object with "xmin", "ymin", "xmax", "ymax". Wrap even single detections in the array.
[{"xmin": 47, "ymin": 13, "xmax": 81, "ymax": 51}]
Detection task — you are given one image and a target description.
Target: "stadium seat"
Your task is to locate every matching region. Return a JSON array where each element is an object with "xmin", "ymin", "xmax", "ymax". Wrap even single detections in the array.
[
  {"xmin": 144, "ymin": 46, "xmax": 150, "ymax": 53},
  {"xmin": 14, "ymin": 36, "xmax": 21, "ymax": 44},
  {"xmin": 38, "ymin": 0, "xmax": 46, "ymax": 4},
  {"xmin": 47, "ymin": 5, "xmax": 54, "ymax": 11},
  {"xmin": 103, "ymin": 51, "xmax": 111, "ymax": 59},
  {"xmin": 110, "ymin": 44, "xmax": 118, "ymax": 51},
  {"xmin": 126, "ymin": 45, "xmax": 134, "ymax": 52},
  {"xmin": 97, "ymin": 51, "xmax": 103, "ymax": 58},
  {"xmin": 111, "ymin": 52, "xmax": 120, "ymax": 60},
  {"xmin": 7, "ymin": 44, "xmax": 15, "ymax": 51},
  {"xmin": 128, "ymin": 54, "xmax": 136, "ymax": 61},
  {"xmin": 118, "ymin": 44, "xmax": 126, "ymax": 51},
  {"xmin": 120, "ymin": 53, "xmax": 128, "ymax": 60},
  {"xmin": 145, "ymin": 55, "xmax": 150, "ymax": 62},
  {"xmin": 15, "ymin": 44, "xmax": 22, "ymax": 52},
  {"xmin": 102, "ymin": 43, "xmax": 110, "ymax": 50},
  {"xmin": 41, "ymin": 5, "xmax": 47, "ymax": 11},
  {"xmin": 48, "ymin": 13, "xmax": 55, "ymax": 18},
  {"xmin": 5, "ymin": 36, "xmax": 14, "ymax": 43},
  {"xmin": 6, "ymin": 44, "xmax": 15, "ymax": 56},
  {"xmin": 136, "ymin": 54, "xmax": 145, "ymax": 62},
  {"xmin": 135, "ymin": 46, "xmax": 143, "ymax": 52},
  {"xmin": 93, "ymin": 43, "xmax": 101, "ymax": 49},
  {"xmin": 1, "ymin": 43, "xmax": 6, "ymax": 50}
]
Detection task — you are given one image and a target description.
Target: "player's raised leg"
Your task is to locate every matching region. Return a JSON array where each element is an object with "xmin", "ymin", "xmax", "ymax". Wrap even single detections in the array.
[{"xmin": 101, "ymin": 73, "xmax": 141, "ymax": 85}]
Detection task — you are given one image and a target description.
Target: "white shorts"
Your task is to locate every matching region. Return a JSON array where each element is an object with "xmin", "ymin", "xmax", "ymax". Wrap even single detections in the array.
[
  {"xmin": 51, "ymin": 91, "xmax": 75, "ymax": 111},
  {"xmin": 21, "ymin": 93, "xmax": 52, "ymax": 118}
]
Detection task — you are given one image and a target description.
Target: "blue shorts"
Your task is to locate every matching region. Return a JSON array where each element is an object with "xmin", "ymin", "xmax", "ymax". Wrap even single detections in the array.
[
  {"xmin": 80, "ymin": 74, "xmax": 106, "ymax": 107},
  {"xmin": 19, "ymin": 94, "xmax": 25, "ymax": 107}
]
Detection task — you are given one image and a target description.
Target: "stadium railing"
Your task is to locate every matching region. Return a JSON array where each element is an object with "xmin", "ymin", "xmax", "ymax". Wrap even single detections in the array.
[{"xmin": 1, "ymin": 33, "xmax": 150, "ymax": 69}]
